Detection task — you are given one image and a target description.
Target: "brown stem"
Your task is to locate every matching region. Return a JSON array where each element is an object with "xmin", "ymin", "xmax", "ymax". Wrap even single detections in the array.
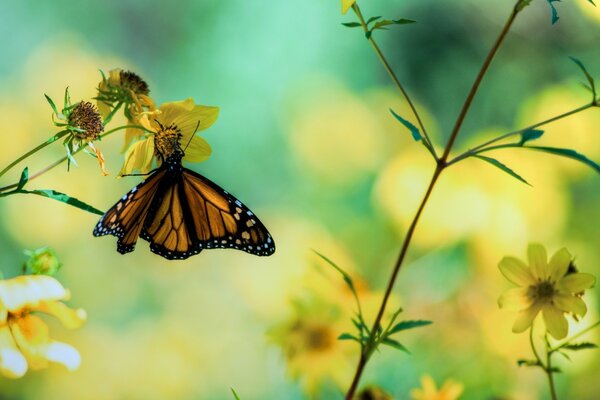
[
  {"xmin": 345, "ymin": 165, "xmax": 443, "ymax": 400},
  {"xmin": 440, "ymin": 6, "xmax": 519, "ymax": 162},
  {"xmin": 344, "ymin": 3, "xmax": 522, "ymax": 398}
]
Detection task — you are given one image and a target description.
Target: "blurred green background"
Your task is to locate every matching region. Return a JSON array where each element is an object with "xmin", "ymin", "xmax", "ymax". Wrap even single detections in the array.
[{"xmin": 0, "ymin": 0, "xmax": 599, "ymax": 398}]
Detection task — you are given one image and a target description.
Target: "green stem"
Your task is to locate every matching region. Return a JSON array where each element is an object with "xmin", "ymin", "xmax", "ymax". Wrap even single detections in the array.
[
  {"xmin": 545, "ymin": 335, "xmax": 559, "ymax": 400},
  {"xmin": 351, "ymin": 3, "xmax": 437, "ymax": 160},
  {"xmin": 447, "ymin": 102, "xmax": 595, "ymax": 166},
  {"xmin": 0, "ymin": 124, "xmax": 142, "ymax": 192},
  {"xmin": 550, "ymin": 320, "xmax": 600, "ymax": 353},
  {"xmin": 0, "ymin": 130, "xmax": 68, "ymax": 178}
]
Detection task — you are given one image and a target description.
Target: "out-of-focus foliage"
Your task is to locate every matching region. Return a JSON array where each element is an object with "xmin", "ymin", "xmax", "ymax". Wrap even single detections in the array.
[{"xmin": 0, "ymin": 0, "xmax": 598, "ymax": 399}]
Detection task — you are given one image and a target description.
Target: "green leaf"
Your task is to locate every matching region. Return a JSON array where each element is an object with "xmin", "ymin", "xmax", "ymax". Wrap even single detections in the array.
[
  {"xmin": 389, "ymin": 108, "xmax": 422, "ymax": 141},
  {"xmin": 372, "ymin": 19, "xmax": 416, "ymax": 30},
  {"xmin": 338, "ymin": 333, "xmax": 361, "ymax": 343},
  {"xmin": 387, "ymin": 320, "xmax": 433, "ymax": 336},
  {"xmin": 17, "ymin": 167, "xmax": 29, "ymax": 191},
  {"xmin": 313, "ymin": 250, "xmax": 356, "ymax": 293},
  {"xmin": 588, "ymin": 0, "xmax": 596, "ymax": 6},
  {"xmin": 46, "ymin": 130, "xmax": 70, "ymax": 145},
  {"xmin": 341, "ymin": 22, "xmax": 362, "ymax": 28},
  {"xmin": 25, "ymin": 189, "xmax": 104, "ymax": 215},
  {"xmin": 515, "ymin": 0, "xmax": 534, "ymax": 12},
  {"xmin": 526, "ymin": 146, "xmax": 600, "ymax": 174},
  {"xmin": 231, "ymin": 388, "xmax": 241, "ymax": 400},
  {"xmin": 562, "ymin": 342, "xmax": 598, "ymax": 351},
  {"xmin": 547, "ymin": 0, "xmax": 560, "ymax": 24},
  {"xmin": 517, "ymin": 358, "xmax": 541, "ymax": 367},
  {"xmin": 473, "ymin": 155, "xmax": 531, "ymax": 186},
  {"xmin": 570, "ymin": 57, "xmax": 596, "ymax": 98},
  {"xmin": 519, "ymin": 129, "xmax": 544, "ymax": 146},
  {"xmin": 381, "ymin": 338, "xmax": 410, "ymax": 353},
  {"xmin": 366, "ymin": 16, "xmax": 382, "ymax": 25},
  {"xmin": 44, "ymin": 94, "xmax": 59, "ymax": 115}
]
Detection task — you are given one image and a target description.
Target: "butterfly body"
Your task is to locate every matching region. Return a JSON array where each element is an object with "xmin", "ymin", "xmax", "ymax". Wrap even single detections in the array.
[{"xmin": 94, "ymin": 151, "xmax": 275, "ymax": 260}]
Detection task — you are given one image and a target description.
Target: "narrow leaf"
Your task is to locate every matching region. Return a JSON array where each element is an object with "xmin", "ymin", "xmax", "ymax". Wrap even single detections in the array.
[
  {"xmin": 366, "ymin": 16, "xmax": 382, "ymax": 25},
  {"xmin": 588, "ymin": 0, "xmax": 596, "ymax": 6},
  {"xmin": 388, "ymin": 320, "xmax": 433, "ymax": 336},
  {"xmin": 517, "ymin": 359, "xmax": 541, "ymax": 367},
  {"xmin": 25, "ymin": 189, "xmax": 104, "ymax": 215},
  {"xmin": 341, "ymin": 22, "xmax": 362, "ymax": 28},
  {"xmin": 17, "ymin": 167, "xmax": 29, "ymax": 191},
  {"xmin": 44, "ymin": 94, "xmax": 59, "ymax": 115},
  {"xmin": 231, "ymin": 388, "xmax": 241, "ymax": 400},
  {"xmin": 313, "ymin": 250, "xmax": 356, "ymax": 292},
  {"xmin": 372, "ymin": 19, "xmax": 416, "ymax": 30},
  {"xmin": 473, "ymin": 155, "xmax": 531, "ymax": 186},
  {"xmin": 516, "ymin": 0, "xmax": 533, "ymax": 12},
  {"xmin": 381, "ymin": 338, "xmax": 410, "ymax": 353},
  {"xmin": 526, "ymin": 146, "xmax": 600, "ymax": 174},
  {"xmin": 562, "ymin": 342, "xmax": 598, "ymax": 351},
  {"xmin": 389, "ymin": 108, "xmax": 422, "ymax": 141},
  {"xmin": 547, "ymin": 0, "xmax": 560, "ymax": 24},
  {"xmin": 338, "ymin": 333, "xmax": 361, "ymax": 343},
  {"xmin": 570, "ymin": 57, "xmax": 596, "ymax": 98},
  {"xmin": 519, "ymin": 129, "xmax": 544, "ymax": 146}
]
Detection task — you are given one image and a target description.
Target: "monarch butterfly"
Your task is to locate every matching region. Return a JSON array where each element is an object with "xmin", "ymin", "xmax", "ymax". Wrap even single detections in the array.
[{"xmin": 93, "ymin": 148, "xmax": 275, "ymax": 260}]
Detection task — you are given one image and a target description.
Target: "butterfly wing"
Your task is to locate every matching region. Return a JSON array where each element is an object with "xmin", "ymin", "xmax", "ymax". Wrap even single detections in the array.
[
  {"xmin": 139, "ymin": 167, "xmax": 275, "ymax": 260},
  {"xmin": 93, "ymin": 169, "xmax": 166, "ymax": 254}
]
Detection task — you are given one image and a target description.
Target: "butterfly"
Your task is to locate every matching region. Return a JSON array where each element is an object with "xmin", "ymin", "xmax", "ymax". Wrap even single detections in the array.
[{"xmin": 93, "ymin": 149, "xmax": 275, "ymax": 260}]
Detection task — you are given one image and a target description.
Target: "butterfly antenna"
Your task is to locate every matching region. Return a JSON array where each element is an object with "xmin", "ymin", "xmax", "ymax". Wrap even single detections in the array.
[{"xmin": 183, "ymin": 120, "xmax": 201, "ymax": 152}]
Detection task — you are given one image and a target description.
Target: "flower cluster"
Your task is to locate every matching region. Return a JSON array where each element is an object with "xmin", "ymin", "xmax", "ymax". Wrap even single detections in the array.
[{"xmin": 0, "ymin": 275, "xmax": 86, "ymax": 378}]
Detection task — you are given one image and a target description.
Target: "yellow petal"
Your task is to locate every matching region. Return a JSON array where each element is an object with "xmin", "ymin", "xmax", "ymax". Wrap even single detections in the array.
[
  {"xmin": 498, "ymin": 256, "xmax": 534, "ymax": 286},
  {"xmin": 96, "ymin": 99, "xmax": 112, "ymax": 118},
  {"xmin": 498, "ymin": 287, "xmax": 532, "ymax": 311},
  {"xmin": 527, "ymin": 243, "xmax": 548, "ymax": 280},
  {"xmin": 138, "ymin": 110, "xmax": 162, "ymax": 133},
  {"xmin": 553, "ymin": 294, "xmax": 587, "ymax": 316},
  {"xmin": 88, "ymin": 143, "xmax": 108, "ymax": 176},
  {"xmin": 341, "ymin": 0, "xmax": 356, "ymax": 14},
  {"xmin": 548, "ymin": 248, "xmax": 571, "ymax": 282},
  {"xmin": 10, "ymin": 315, "xmax": 50, "ymax": 370},
  {"xmin": 512, "ymin": 303, "xmax": 542, "ymax": 333},
  {"xmin": 174, "ymin": 105, "xmax": 220, "ymax": 141},
  {"xmin": 0, "ymin": 325, "xmax": 27, "ymax": 379},
  {"xmin": 108, "ymin": 68, "xmax": 122, "ymax": 85},
  {"xmin": 33, "ymin": 301, "xmax": 87, "ymax": 329},
  {"xmin": 439, "ymin": 379, "xmax": 464, "ymax": 400},
  {"xmin": 0, "ymin": 276, "xmax": 69, "ymax": 312},
  {"xmin": 121, "ymin": 122, "xmax": 145, "ymax": 153},
  {"xmin": 183, "ymin": 136, "xmax": 212, "ymax": 163},
  {"xmin": 542, "ymin": 304, "xmax": 568, "ymax": 339},
  {"xmin": 558, "ymin": 273, "xmax": 596, "ymax": 293},
  {"xmin": 119, "ymin": 137, "xmax": 155, "ymax": 176},
  {"xmin": 38, "ymin": 341, "xmax": 81, "ymax": 371}
]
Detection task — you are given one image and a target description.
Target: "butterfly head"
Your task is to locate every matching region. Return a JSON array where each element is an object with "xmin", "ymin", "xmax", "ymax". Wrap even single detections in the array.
[{"xmin": 154, "ymin": 119, "xmax": 185, "ymax": 161}]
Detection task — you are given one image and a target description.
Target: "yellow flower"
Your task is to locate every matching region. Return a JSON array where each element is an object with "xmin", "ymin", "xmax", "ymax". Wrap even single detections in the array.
[
  {"xmin": 0, "ymin": 275, "xmax": 86, "ymax": 378},
  {"xmin": 119, "ymin": 98, "xmax": 218, "ymax": 175},
  {"xmin": 24, "ymin": 247, "xmax": 61, "ymax": 276},
  {"xmin": 341, "ymin": 0, "xmax": 356, "ymax": 14},
  {"xmin": 96, "ymin": 68, "xmax": 157, "ymax": 151},
  {"xmin": 269, "ymin": 295, "xmax": 356, "ymax": 395},
  {"xmin": 410, "ymin": 375, "xmax": 464, "ymax": 400},
  {"xmin": 498, "ymin": 243, "xmax": 596, "ymax": 339}
]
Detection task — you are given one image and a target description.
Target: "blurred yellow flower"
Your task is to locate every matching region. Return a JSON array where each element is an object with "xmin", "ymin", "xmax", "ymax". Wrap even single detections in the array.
[
  {"xmin": 119, "ymin": 98, "xmax": 218, "ymax": 175},
  {"xmin": 342, "ymin": 0, "xmax": 356, "ymax": 14},
  {"xmin": 410, "ymin": 375, "xmax": 464, "ymax": 400},
  {"xmin": 270, "ymin": 295, "xmax": 355, "ymax": 394},
  {"xmin": 498, "ymin": 243, "xmax": 596, "ymax": 339},
  {"xmin": 96, "ymin": 68, "xmax": 157, "ymax": 151},
  {"xmin": 24, "ymin": 246, "xmax": 62, "ymax": 276},
  {"xmin": 0, "ymin": 275, "xmax": 86, "ymax": 378}
]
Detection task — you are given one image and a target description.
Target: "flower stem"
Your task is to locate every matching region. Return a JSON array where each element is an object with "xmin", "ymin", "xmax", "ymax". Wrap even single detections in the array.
[
  {"xmin": 0, "ymin": 125, "xmax": 142, "ymax": 192},
  {"xmin": 344, "ymin": 3, "xmax": 523, "ymax": 398},
  {"xmin": 351, "ymin": 3, "xmax": 436, "ymax": 159},
  {"xmin": 0, "ymin": 130, "xmax": 68, "ymax": 178},
  {"xmin": 447, "ymin": 102, "xmax": 595, "ymax": 167},
  {"xmin": 439, "ymin": 5, "xmax": 519, "ymax": 163},
  {"xmin": 550, "ymin": 320, "xmax": 600, "ymax": 353},
  {"xmin": 545, "ymin": 335, "xmax": 559, "ymax": 400}
]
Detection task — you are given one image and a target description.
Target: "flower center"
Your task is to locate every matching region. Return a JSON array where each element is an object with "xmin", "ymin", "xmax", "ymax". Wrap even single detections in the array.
[
  {"xmin": 154, "ymin": 122, "xmax": 182, "ymax": 159},
  {"xmin": 119, "ymin": 70, "xmax": 150, "ymax": 96},
  {"xmin": 301, "ymin": 322, "xmax": 335, "ymax": 352},
  {"xmin": 527, "ymin": 280, "xmax": 557, "ymax": 302},
  {"xmin": 68, "ymin": 102, "xmax": 104, "ymax": 141}
]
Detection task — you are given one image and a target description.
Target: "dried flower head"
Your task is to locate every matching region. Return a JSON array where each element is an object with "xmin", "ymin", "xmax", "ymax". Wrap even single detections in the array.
[{"xmin": 68, "ymin": 101, "xmax": 104, "ymax": 141}]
